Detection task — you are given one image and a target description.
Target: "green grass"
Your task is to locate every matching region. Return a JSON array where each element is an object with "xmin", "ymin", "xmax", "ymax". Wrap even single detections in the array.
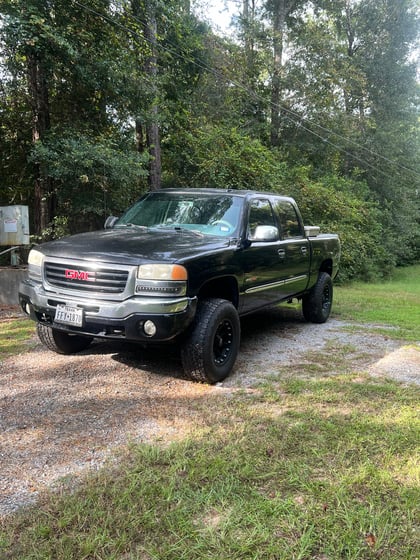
[
  {"xmin": 334, "ymin": 264, "xmax": 420, "ymax": 341},
  {"xmin": 0, "ymin": 316, "xmax": 35, "ymax": 360},
  {"xmin": 1, "ymin": 377, "xmax": 418, "ymax": 559},
  {"xmin": 0, "ymin": 265, "xmax": 419, "ymax": 559}
]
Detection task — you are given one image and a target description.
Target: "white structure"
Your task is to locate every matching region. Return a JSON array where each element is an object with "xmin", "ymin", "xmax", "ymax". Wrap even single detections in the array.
[{"xmin": 0, "ymin": 206, "xmax": 30, "ymax": 246}]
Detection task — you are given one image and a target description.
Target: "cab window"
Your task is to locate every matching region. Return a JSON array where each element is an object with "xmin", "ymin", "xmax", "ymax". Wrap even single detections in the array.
[
  {"xmin": 274, "ymin": 200, "xmax": 303, "ymax": 239},
  {"xmin": 248, "ymin": 199, "xmax": 277, "ymax": 239}
]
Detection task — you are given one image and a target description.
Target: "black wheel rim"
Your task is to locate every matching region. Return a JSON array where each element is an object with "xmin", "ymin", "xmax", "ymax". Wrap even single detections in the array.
[
  {"xmin": 322, "ymin": 284, "xmax": 331, "ymax": 311},
  {"xmin": 213, "ymin": 319, "xmax": 234, "ymax": 366}
]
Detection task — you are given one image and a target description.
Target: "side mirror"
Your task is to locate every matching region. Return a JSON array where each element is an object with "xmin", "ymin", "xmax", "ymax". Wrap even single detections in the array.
[
  {"xmin": 104, "ymin": 216, "xmax": 119, "ymax": 229},
  {"xmin": 250, "ymin": 225, "xmax": 279, "ymax": 242},
  {"xmin": 304, "ymin": 225, "xmax": 320, "ymax": 238}
]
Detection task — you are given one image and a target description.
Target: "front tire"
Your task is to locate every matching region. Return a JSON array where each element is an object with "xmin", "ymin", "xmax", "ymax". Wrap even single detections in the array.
[
  {"xmin": 181, "ymin": 298, "xmax": 240, "ymax": 384},
  {"xmin": 302, "ymin": 272, "xmax": 333, "ymax": 323},
  {"xmin": 37, "ymin": 323, "xmax": 93, "ymax": 354}
]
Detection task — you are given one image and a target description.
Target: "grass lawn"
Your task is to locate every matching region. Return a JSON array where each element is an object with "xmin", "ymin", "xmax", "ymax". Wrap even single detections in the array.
[
  {"xmin": 0, "ymin": 266, "xmax": 419, "ymax": 559},
  {"xmin": 0, "ymin": 316, "xmax": 35, "ymax": 360},
  {"xmin": 334, "ymin": 264, "xmax": 420, "ymax": 341}
]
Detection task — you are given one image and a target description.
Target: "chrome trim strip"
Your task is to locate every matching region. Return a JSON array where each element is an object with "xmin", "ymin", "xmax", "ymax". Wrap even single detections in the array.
[{"xmin": 245, "ymin": 274, "xmax": 308, "ymax": 294}]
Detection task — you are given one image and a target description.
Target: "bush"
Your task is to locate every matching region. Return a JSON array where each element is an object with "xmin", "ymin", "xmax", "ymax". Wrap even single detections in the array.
[
  {"xmin": 286, "ymin": 171, "xmax": 391, "ymax": 281},
  {"xmin": 166, "ymin": 127, "xmax": 389, "ymax": 280},
  {"xmin": 29, "ymin": 132, "xmax": 149, "ymax": 233},
  {"xmin": 163, "ymin": 124, "xmax": 287, "ymax": 191}
]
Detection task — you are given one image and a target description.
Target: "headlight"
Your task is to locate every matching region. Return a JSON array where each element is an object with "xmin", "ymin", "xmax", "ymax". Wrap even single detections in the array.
[
  {"xmin": 137, "ymin": 264, "xmax": 187, "ymax": 281},
  {"xmin": 28, "ymin": 249, "xmax": 44, "ymax": 267},
  {"xmin": 136, "ymin": 264, "xmax": 187, "ymax": 297},
  {"xmin": 28, "ymin": 249, "xmax": 44, "ymax": 282}
]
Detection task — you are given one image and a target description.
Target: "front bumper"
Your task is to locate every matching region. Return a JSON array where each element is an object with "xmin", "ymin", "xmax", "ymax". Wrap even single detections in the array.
[{"xmin": 19, "ymin": 279, "xmax": 197, "ymax": 342}]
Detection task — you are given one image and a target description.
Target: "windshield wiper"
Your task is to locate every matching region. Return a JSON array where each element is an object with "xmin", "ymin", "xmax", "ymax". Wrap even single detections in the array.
[
  {"xmin": 150, "ymin": 225, "xmax": 204, "ymax": 237},
  {"xmin": 174, "ymin": 226, "xmax": 204, "ymax": 237}
]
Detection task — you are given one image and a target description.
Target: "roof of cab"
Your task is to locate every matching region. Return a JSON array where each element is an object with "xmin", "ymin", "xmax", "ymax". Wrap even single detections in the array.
[{"xmin": 152, "ymin": 187, "xmax": 294, "ymax": 201}]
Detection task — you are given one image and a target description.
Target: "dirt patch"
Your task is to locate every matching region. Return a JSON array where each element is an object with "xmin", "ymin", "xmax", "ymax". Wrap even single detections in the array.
[
  {"xmin": 0, "ymin": 306, "xmax": 418, "ymax": 516},
  {"xmin": 368, "ymin": 346, "xmax": 420, "ymax": 384},
  {"xmin": 0, "ymin": 305, "xmax": 23, "ymax": 320}
]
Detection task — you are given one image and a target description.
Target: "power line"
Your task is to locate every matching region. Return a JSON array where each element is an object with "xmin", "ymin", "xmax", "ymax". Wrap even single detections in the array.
[{"xmin": 71, "ymin": 0, "xmax": 420, "ymax": 183}]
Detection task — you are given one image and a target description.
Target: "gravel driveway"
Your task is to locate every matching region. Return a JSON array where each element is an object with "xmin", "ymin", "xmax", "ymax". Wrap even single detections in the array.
[{"xmin": 1, "ymin": 306, "xmax": 418, "ymax": 516}]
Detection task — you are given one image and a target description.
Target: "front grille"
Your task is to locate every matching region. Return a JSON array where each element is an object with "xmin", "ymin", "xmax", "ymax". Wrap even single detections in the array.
[{"xmin": 44, "ymin": 261, "xmax": 129, "ymax": 294}]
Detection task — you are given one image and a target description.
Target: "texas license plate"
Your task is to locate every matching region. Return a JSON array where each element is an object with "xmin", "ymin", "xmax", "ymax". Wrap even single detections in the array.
[{"xmin": 54, "ymin": 304, "xmax": 83, "ymax": 327}]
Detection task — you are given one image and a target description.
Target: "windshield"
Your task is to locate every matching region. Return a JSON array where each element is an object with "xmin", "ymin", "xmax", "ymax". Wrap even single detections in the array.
[{"xmin": 115, "ymin": 192, "xmax": 243, "ymax": 237}]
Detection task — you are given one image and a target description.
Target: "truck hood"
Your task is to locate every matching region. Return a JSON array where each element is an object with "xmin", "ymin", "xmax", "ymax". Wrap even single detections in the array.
[{"xmin": 37, "ymin": 228, "xmax": 232, "ymax": 265}]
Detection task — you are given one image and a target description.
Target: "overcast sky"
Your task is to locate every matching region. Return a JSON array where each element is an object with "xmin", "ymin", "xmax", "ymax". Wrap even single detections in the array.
[{"xmin": 196, "ymin": 0, "xmax": 237, "ymax": 34}]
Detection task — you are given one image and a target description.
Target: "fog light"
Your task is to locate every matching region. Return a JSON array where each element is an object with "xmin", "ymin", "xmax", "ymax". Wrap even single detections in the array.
[
  {"xmin": 143, "ymin": 320, "xmax": 157, "ymax": 337},
  {"xmin": 24, "ymin": 303, "xmax": 31, "ymax": 315}
]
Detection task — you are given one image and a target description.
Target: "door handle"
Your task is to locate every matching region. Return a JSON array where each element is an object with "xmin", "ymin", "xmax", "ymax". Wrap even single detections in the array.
[
  {"xmin": 301, "ymin": 246, "xmax": 308, "ymax": 255},
  {"xmin": 278, "ymin": 249, "xmax": 286, "ymax": 259}
]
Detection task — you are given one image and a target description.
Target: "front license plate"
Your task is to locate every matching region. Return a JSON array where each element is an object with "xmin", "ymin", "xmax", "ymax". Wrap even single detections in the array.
[{"xmin": 54, "ymin": 304, "xmax": 83, "ymax": 327}]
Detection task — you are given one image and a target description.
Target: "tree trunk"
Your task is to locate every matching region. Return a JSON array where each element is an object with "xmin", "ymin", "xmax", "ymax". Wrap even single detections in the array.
[
  {"xmin": 27, "ymin": 51, "xmax": 54, "ymax": 236},
  {"xmin": 131, "ymin": 0, "xmax": 161, "ymax": 191},
  {"xmin": 270, "ymin": 0, "xmax": 286, "ymax": 147},
  {"xmin": 135, "ymin": 118, "xmax": 145, "ymax": 153},
  {"xmin": 143, "ymin": 2, "xmax": 161, "ymax": 191},
  {"xmin": 146, "ymin": 106, "xmax": 161, "ymax": 191},
  {"xmin": 243, "ymin": 0, "xmax": 256, "ymax": 81},
  {"xmin": 269, "ymin": 0, "xmax": 296, "ymax": 148},
  {"xmin": 342, "ymin": 1, "xmax": 365, "ymax": 174}
]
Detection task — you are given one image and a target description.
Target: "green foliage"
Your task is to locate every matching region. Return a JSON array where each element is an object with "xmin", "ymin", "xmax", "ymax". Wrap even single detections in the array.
[
  {"xmin": 287, "ymin": 170, "xmax": 391, "ymax": 281},
  {"xmin": 164, "ymin": 123, "xmax": 390, "ymax": 281},
  {"xmin": 33, "ymin": 215, "xmax": 70, "ymax": 243},
  {"xmin": 286, "ymin": 0, "xmax": 420, "ymax": 271},
  {"xmin": 29, "ymin": 133, "xmax": 148, "ymax": 230},
  {"xmin": 0, "ymin": 0, "xmax": 418, "ymax": 277},
  {"xmin": 164, "ymin": 124, "xmax": 288, "ymax": 190}
]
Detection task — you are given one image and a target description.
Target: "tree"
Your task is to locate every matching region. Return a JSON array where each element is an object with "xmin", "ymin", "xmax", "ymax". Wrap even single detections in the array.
[
  {"xmin": 0, "ymin": 0, "xmax": 418, "ymax": 279},
  {"xmin": 0, "ymin": 0, "xmax": 149, "ymax": 236},
  {"xmin": 1, "ymin": 1, "xmax": 57, "ymax": 234},
  {"xmin": 265, "ymin": 0, "xmax": 301, "ymax": 147},
  {"xmin": 130, "ymin": 0, "xmax": 161, "ymax": 190},
  {"xmin": 308, "ymin": 0, "xmax": 420, "ymax": 264}
]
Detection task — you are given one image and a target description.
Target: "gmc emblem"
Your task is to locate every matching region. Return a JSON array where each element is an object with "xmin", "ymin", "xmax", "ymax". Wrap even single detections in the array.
[{"xmin": 65, "ymin": 269, "xmax": 92, "ymax": 281}]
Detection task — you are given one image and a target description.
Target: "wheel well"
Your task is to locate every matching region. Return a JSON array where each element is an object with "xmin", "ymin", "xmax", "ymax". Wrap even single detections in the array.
[
  {"xmin": 319, "ymin": 259, "xmax": 333, "ymax": 277},
  {"xmin": 198, "ymin": 277, "xmax": 239, "ymax": 309}
]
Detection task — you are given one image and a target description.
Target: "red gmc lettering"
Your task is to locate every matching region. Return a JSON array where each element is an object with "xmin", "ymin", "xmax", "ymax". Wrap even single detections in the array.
[{"xmin": 65, "ymin": 269, "xmax": 91, "ymax": 281}]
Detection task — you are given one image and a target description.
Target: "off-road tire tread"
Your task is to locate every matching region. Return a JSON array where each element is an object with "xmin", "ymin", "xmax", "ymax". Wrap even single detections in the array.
[
  {"xmin": 37, "ymin": 323, "xmax": 92, "ymax": 354},
  {"xmin": 302, "ymin": 272, "xmax": 333, "ymax": 323},
  {"xmin": 181, "ymin": 298, "xmax": 240, "ymax": 384}
]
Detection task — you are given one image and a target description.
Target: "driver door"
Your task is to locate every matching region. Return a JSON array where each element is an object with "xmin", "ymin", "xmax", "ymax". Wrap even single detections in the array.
[{"xmin": 240, "ymin": 198, "xmax": 287, "ymax": 313}]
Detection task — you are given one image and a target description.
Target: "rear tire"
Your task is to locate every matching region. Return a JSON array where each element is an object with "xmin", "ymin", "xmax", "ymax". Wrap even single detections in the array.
[
  {"xmin": 181, "ymin": 298, "xmax": 240, "ymax": 384},
  {"xmin": 37, "ymin": 323, "xmax": 93, "ymax": 354},
  {"xmin": 302, "ymin": 272, "xmax": 333, "ymax": 323}
]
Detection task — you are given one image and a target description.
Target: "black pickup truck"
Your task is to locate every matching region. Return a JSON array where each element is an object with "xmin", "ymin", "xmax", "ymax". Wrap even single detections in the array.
[{"xmin": 19, "ymin": 188, "xmax": 340, "ymax": 383}]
